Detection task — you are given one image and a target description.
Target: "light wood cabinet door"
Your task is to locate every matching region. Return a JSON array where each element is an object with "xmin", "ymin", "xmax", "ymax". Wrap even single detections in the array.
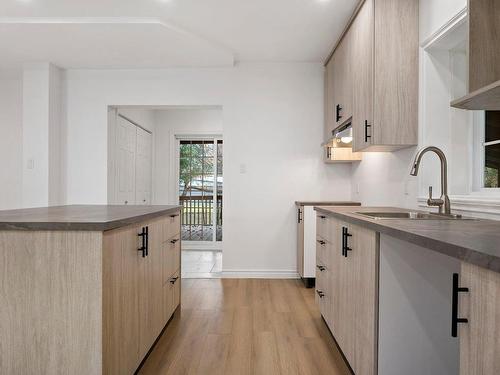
[
  {"xmin": 468, "ymin": 0, "xmax": 500, "ymax": 92},
  {"xmin": 373, "ymin": 0, "xmax": 418, "ymax": 149},
  {"xmin": 325, "ymin": 60, "xmax": 336, "ymax": 140},
  {"xmin": 103, "ymin": 225, "xmax": 142, "ymax": 375},
  {"xmin": 459, "ymin": 262, "xmax": 500, "ymax": 375},
  {"xmin": 138, "ymin": 219, "xmax": 167, "ymax": 360},
  {"xmin": 332, "ymin": 35, "xmax": 352, "ymax": 128},
  {"xmin": 318, "ymin": 217, "xmax": 378, "ymax": 375},
  {"xmin": 351, "ymin": 0, "xmax": 374, "ymax": 152},
  {"xmin": 344, "ymin": 222, "xmax": 378, "ymax": 375}
]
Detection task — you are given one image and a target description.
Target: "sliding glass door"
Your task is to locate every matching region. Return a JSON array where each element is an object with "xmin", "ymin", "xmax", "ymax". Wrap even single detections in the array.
[{"xmin": 178, "ymin": 138, "xmax": 223, "ymax": 246}]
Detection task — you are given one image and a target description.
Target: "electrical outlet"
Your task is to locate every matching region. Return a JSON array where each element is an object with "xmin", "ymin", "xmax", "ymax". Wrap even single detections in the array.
[{"xmin": 27, "ymin": 158, "xmax": 34, "ymax": 170}]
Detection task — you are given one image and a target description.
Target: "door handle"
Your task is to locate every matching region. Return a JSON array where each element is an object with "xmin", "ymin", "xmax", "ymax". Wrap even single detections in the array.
[
  {"xmin": 364, "ymin": 120, "xmax": 372, "ymax": 143},
  {"xmin": 170, "ymin": 276, "xmax": 179, "ymax": 284},
  {"xmin": 316, "ymin": 239, "xmax": 326, "ymax": 245},
  {"xmin": 336, "ymin": 104, "xmax": 342, "ymax": 122},
  {"xmin": 451, "ymin": 273, "xmax": 469, "ymax": 337},
  {"xmin": 146, "ymin": 226, "xmax": 149, "ymax": 256},
  {"xmin": 170, "ymin": 238, "xmax": 179, "ymax": 244},
  {"xmin": 138, "ymin": 227, "xmax": 146, "ymax": 258},
  {"xmin": 342, "ymin": 226, "xmax": 352, "ymax": 257},
  {"xmin": 316, "ymin": 265, "xmax": 325, "ymax": 271},
  {"xmin": 316, "ymin": 290, "xmax": 325, "ymax": 298}
]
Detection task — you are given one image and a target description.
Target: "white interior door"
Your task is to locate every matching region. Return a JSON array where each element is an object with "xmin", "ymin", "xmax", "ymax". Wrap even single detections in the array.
[
  {"xmin": 115, "ymin": 116, "xmax": 137, "ymax": 205},
  {"xmin": 135, "ymin": 127, "xmax": 152, "ymax": 205}
]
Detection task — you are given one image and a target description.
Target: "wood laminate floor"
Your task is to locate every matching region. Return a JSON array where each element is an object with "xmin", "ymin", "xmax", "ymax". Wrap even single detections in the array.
[{"xmin": 139, "ymin": 278, "xmax": 350, "ymax": 375}]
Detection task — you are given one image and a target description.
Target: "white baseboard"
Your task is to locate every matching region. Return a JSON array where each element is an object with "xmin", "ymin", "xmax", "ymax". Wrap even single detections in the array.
[{"xmin": 221, "ymin": 269, "xmax": 300, "ymax": 279}]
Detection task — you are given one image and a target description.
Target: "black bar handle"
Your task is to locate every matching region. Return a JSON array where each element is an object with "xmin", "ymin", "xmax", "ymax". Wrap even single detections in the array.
[
  {"xmin": 297, "ymin": 208, "xmax": 302, "ymax": 224},
  {"xmin": 364, "ymin": 120, "xmax": 372, "ymax": 143},
  {"xmin": 336, "ymin": 104, "xmax": 342, "ymax": 122},
  {"xmin": 342, "ymin": 227, "xmax": 346, "ymax": 257},
  {"xmin": 170, "ymin": 238, "xmax": 179, "ymax": 244},
  {"xmin": 316, "ymin": 239, "xmax": 326, "ymax": 245},
  {"xmin": 316, "ymin": 290, "xmax": 325, "ymax": 298},
  {"xmin": 318, "ymin": 215, "xmax": 326, "ymax": 219},
  {"xmin": 138, "ymin": 227, "xmax": 146, "ymax": 258},
  {"xmin": 170, "ymin": 213, "xmax": 180, "ymax": 218},
  {"xmin": 170, "ymin": 276, "xmax": 179, "ymax": 285},
  {"xmin": 342, "ymin": 226, "xmax": 352, "ymax": 257},
  {"xmin": 452, "ymin": 273, "xmax": 469, "ymax": 337},
  {"xmin": 145, "ymin": 226, "xmax": 149, "ymax": 257},
  {"xmin": 316, "ymin": 265, "xmax": 325, "ymax": 271}
]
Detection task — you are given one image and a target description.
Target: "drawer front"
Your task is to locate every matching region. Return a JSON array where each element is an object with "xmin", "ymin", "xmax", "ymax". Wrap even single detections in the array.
[
  {"xmin": 165, "ymin": 211, "xmax": 181, "ymax": 241},
  {"xmin": 164, "ymin": 269, "xmax": 181, "ymax": 318},
  {"xmin": 163, "ymin": 236, "xmax": 181, "ymax": 281},
  {"xmin": 316, "ymin": 236, "xmax": 328, "ymax": 265},
  {"xmin": 315, "ymin": 266, "xmax": 329, "ymax": 321},
  {"xmin": 316, "ymin": 214, "xmax": 329, "ymax": 240},
  {"xmin": 172, "ymin": 269, "xmax": 181, "ymax": 311}
]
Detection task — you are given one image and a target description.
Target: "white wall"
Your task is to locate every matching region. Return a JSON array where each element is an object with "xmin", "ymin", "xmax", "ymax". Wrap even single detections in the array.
[
  {"xmin": 22, "ymin": 63, "xmax": 65, "ymax": 208},
  {"xmin": 153, "ymin": 107, "xmax": 223, "ymax": 205},
  {"xmin": 0, "ymin": 73, "xmax": 23, "ymax": 210},
  {"xmin": 65, "ymin": 63, "xmax": 352, "ymax": 275},
  {"xmin": 351, "ymin": 0, "xmax": 470, "ymax": 211},
  {"xmin": 117, "ymin": 108, "xmax": 156, "ymax": 132}
]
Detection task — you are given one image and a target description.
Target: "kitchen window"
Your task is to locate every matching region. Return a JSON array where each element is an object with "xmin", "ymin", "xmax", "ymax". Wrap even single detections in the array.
[{"xmin": 483, "ymin": 111, "xmax": 500, "ymax": 188}]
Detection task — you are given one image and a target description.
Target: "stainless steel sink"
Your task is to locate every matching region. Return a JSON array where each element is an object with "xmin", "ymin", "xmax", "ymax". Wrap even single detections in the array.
[{"xmin": 356, "ymin": 211, "xmax": 471, "ymax": 220}]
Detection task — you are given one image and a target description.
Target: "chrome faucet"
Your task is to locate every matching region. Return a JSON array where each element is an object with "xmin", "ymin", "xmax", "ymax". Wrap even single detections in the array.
[{"xmin": 410, "ymin": 146, "xmax": 451, "ymax": 215}]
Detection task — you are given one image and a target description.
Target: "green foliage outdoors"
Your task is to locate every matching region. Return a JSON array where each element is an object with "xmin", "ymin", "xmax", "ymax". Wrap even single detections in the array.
[
  {"xmin": 179, "ymin": 143, "xmax": 215, "ymax": 196},
  {"xmin": 485, "ymin": 167, "xmax": 499, "ymax": 188}
]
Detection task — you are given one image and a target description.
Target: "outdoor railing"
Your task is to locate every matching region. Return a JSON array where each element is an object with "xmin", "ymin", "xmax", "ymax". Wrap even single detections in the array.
[{"xmin": 179, "ymin": 195, "xmax": 223, "ymax": 227}]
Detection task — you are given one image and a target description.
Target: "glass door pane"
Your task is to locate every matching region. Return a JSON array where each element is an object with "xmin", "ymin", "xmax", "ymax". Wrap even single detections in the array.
[
  {"xmin": 179, "ymin": 140, "xmax": 215, "ymax": 241},
  {"xmin": 216, "ymin": 140, "xmax": 223, "ymax": 241}
]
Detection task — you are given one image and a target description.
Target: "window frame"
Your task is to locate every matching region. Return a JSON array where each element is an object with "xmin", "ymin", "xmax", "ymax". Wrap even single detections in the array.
[{"xmin": 472, "ymin": 111, "xmax": 500, "ymax": 194}]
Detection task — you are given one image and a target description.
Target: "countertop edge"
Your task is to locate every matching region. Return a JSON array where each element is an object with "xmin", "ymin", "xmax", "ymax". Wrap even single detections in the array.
[
  {"xmin": 295, "ymin": 201, "xmax": 361, "ymax": 206},
  {"xmin": 0, "ymin": 206, "xmax": 182, "ymax": 232},
  {"xmin": 314, "ymin": 206, "xmax": 500, "ymax": 274}
]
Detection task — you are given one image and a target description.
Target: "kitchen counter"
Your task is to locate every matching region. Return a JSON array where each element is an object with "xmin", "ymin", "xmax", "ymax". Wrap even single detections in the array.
[
  {"xmin": 0, "ymin": 204, "xmax": 182, "ymax": 374},
  {"xmin": 0, "ymin": 204, "xmax": 181, "ymax": 231},
  {"xmin": 295, "ymin": 201, "xmax": 361, "ymax": 206},
  {"xmin": 315, "ymin": 205, "xmax": 500, "ymax": 273}
]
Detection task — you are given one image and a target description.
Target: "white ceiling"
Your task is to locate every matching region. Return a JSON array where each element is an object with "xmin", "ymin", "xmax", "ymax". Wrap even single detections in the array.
[{"xmin": 0, "ymin": 0, "xmax": 358, "ymax": 69}]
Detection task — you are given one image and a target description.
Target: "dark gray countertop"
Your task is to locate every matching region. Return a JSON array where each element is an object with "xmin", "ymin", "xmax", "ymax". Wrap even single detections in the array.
[
  {"xmin": 315, "ymin": 206, "xmax": 500, "ymax": 273},
  {"xmin": 0, "ymin": 205, "xmax": 181, "ymax": 231},
  {"xmin": 295, "ymin": 201, "xmax": 361, "ymax": 206}
]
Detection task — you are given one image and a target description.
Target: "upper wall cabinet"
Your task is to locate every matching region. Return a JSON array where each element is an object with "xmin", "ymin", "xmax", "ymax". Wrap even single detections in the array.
[
  {"xmin": 325, "ymin": 0, "xmax": 419, "ymax": 152},
  {"xmin": 325, "ymin": 34, "xmax": 352, "ymax": 139},
  {"xmin": 451, "ymin": 0, "xmax": 500, "ymax": 110},
  {"xmin": 353, "ymin": 0, "xmax": 419, "ymax": 152}
]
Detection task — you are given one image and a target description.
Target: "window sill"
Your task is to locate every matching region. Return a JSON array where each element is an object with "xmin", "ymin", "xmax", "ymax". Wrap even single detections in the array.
[{"xmin": 417, "ymin": 195, "xmax": 500, "ymax": 218}]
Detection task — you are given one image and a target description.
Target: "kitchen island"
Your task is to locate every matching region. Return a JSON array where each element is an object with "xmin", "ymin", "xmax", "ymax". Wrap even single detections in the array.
[
  {"xmin": 314, "ymin": 205, "xmax": 500, "ymax": 375},
  {"xmin": 0, "ymin": 205, "xmax": 181, "ymax": 375}
]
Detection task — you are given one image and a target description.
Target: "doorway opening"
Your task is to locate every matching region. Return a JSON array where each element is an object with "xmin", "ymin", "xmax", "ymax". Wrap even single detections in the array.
[{"xmin": 177, "ymin": 136, "xmax": 223, "ymax": 278}]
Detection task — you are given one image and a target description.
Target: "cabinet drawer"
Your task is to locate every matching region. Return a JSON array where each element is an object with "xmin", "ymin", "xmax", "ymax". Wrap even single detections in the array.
[
  {"xmin": 163, "ymin": 236, "xmax": 181, "ymax": 281},
  {"xmin": 316, "ymin": 236, "xmax": 328, "ymax": 264},
  {"xmin": 165, "ymin": 211, "xmax": 181, "ymax": 240},
  {"xmin": 164, "ymin": 269, "xmax": 181, "ymax": 318},
  {"xmin": 315, "ymin": 266, "xmax": 330, "ymax": 322},
  {"xmin": 316, "ymin": 214, "xmax": 329, "ymax": 240}
]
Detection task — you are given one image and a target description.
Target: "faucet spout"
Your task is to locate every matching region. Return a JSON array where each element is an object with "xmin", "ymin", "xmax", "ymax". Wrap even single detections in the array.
[{"xmin": 410, "ymin": 146, "xmax": 451, "ymax": 215}]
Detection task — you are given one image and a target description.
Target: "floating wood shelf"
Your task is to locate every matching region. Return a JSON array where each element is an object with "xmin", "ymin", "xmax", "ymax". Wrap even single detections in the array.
[{"xmin": 451, "ymin": 79, "xmax": 500, "ymax": 110}]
